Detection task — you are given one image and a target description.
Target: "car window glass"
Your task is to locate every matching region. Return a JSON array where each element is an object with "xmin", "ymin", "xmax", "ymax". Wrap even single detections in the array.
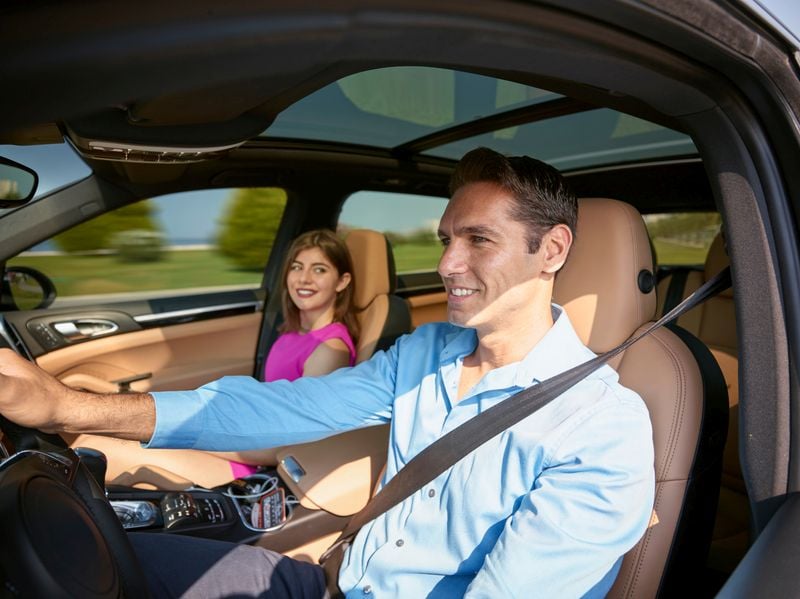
[
  {"xmin": 266, "ymin": 66, "xmax": 560, "ymax": 147},
  {"xmin": 7, "ymin": 187, "xmax": 287, "ymax": 309},
  {"xmin": 0, "ymin": 142, "xmax": 91, "ymax": 207},
  {"xmin": 643, "ymin": 211, "xmax": 721, "ymax": 267},
  {"xmin": 423, "ymin": 108, "xmax": 696, "ymax": 169},
  {"xmin": 339, "ymin": 191, "xmax": 447, "ymax": 274}
]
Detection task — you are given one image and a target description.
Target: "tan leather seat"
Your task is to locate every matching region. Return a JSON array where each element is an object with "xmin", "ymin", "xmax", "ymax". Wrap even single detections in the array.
[
  {"xmin": 656, "ymin": 233, "xmax": 744, "ymax": 575},
  {"xmin": 344, "ymin": 229, "xmax": 412, "ymax": 362},
  {"xmin": 553, "ymin": 198, "xmax": 728, "ymax": 598}
]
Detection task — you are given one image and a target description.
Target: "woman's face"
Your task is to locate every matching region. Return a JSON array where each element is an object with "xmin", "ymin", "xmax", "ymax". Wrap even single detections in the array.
[{"xmin": 286, "ymin": 247, "xmax": 351, "ymax": 318}]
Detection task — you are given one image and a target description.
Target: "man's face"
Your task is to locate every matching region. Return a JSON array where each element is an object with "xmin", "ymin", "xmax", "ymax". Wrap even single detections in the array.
[{"xmin": 437, "ymin": 181, "xmax": 552, "ymax": 333}]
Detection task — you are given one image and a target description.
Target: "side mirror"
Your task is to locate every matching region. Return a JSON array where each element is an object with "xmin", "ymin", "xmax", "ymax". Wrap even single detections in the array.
[
  {"xmin": 0, "ymin": 157, "xmax": 38, "ymax": 208},
  {"xmin": 3, "ymin": 266, "xmax": 56, "ymax": 310}
]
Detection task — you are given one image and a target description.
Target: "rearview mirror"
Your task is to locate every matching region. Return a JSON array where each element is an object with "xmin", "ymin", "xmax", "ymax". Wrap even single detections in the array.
[{"xmin": 0, "ymin": 157, "xmax": 38, "ymax": 208}]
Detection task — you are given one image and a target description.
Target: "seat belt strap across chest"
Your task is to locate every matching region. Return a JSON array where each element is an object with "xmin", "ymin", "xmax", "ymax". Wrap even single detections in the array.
[{"xmin": 322, "ymin": 266, "xmax": 732, "ymax": 559}]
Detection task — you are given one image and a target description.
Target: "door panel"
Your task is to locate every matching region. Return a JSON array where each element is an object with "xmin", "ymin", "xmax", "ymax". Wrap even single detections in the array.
[{"xmin": 35, "ymin": 312, "xmax": 262, "ymax": 392}]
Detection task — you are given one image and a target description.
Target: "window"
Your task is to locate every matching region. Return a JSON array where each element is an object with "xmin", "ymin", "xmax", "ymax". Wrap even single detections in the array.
[
  {"xmin": 8, "ymin": 187, "xmax": 287, "ymax": 309},
  {"xmin": 339, "ymin": 191, "xmax": 447, "ymax": 274},
  {"xmin": 266, "ymin": 67, "xmax": 560, "ymax": 148},
  {"xmin": 643, "ymin": 212, "xmax": 721, "ymax": 267},
  {"xmin": 0, "ymin": 142, "xmax": 91, "ymax": 207}
]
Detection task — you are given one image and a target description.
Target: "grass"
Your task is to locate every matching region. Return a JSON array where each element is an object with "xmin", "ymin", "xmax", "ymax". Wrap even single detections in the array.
[
  {"xmin": 9, "ymin": 250, "xmax": 263, "ymax": 297},
  {"xmin": 652, "ymin": 239, "xmax": 708, "ymax": 266},
  {"xmin": 9, "ymin": 239, "xmax": 708, "ymax": 300}
]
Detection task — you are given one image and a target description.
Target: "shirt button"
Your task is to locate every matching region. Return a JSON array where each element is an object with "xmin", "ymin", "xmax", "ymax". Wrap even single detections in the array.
[
  {"xmin": 428, "ymin": 489, "xmax": 436, "ymax": 498},
  {"xmin": 363, "ymin": 585, "xmax": 372, "ymax": 594},
  {"xmin": 396, "ymin": 539, "xmax": 404, "ymax": 547}
]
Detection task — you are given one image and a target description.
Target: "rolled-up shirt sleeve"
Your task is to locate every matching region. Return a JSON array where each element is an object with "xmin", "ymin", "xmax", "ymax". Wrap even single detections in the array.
[{"xmin": 145, "ymin": 340, "xmax": 400, "ymax": 450}]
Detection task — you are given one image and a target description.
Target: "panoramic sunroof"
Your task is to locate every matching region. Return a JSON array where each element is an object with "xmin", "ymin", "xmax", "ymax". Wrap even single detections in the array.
[
  {"xmin": 265, "ymin": 66, "xmax": 561, "ymax": 147},
  {"xmin": 423, "ymin": 108, "xmax": 697, "ymax": 169},
  {"xmin": 264, "ymin": 66, "xmax": 697, "ymax": 169}
]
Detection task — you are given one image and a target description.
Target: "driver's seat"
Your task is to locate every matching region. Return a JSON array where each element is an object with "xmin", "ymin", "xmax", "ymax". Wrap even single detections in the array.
[{"xmin": 553, "ymin": 198, "xmax": 728, "ymax": 597}]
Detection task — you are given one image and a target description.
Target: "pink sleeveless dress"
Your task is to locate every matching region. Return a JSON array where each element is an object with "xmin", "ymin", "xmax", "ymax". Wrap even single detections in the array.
[
  {"xmin": 263, "ymin": 322, "xmax": 356, "ymax": 382},
  {"xmin": 229, "ymin": 322, "xmax": 356, "ymax": 478}
]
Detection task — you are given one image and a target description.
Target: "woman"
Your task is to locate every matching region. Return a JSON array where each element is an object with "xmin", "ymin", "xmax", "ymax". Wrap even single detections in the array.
[
  {"xmin": 264, "ymin": 228, "xmax": 358, "ymax": 382},
  {"xmin": 226, "ymin": 228, "xmax": 360, "ymax": 477},
  {"xmin": 72, "ymin": 229, "xmax": 360, "ymax": 488}
]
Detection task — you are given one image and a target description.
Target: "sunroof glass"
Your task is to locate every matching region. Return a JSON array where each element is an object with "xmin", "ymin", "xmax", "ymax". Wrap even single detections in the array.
[
  {"xmin": 264, "ymin": 66, "xmax": 562, "ymax": 147},
  {"xmin": 422, "ymin": 108, "xmax": 697, "ymax": 169}
]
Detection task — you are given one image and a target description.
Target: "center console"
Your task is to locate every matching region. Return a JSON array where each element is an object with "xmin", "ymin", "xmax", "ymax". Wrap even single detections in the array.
[{"xmin": 107, "ymin": 469, "xmax": 292, "ymax": 543}]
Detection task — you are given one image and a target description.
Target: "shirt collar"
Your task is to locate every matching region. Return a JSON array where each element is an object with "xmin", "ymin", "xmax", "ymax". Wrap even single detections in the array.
[{"xmin": 439, "ymin": 305, "xmax": 594, "ymax": 390}]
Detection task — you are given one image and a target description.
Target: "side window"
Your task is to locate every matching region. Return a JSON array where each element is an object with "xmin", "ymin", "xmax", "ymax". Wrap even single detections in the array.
[
  {"xmin": 8, "ymin": 187, "xmax": 287, "ymax": 309},
  {"xmin": 339, "ymin": 191, "xmax": 447, "ymax": 277},
  {"xmin": 643, "ymin": 211, "xmax": 721, "ymax": 267}
]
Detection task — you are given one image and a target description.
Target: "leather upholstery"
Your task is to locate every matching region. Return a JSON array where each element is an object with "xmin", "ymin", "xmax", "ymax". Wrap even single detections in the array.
[
  {"xmin": 345, "ymin": 229, "xmax": 410, "ymax": 363},
  {"xmin": 555, "ymin": 198, "xmax": 727, "ymax": 598},
  {"xmin": 554, "ymin": 198, "xmax": 657, "ymax": 350},
  {"xmin": 656, "ymin": 232, "xmax": 745, "ymax": 573}
]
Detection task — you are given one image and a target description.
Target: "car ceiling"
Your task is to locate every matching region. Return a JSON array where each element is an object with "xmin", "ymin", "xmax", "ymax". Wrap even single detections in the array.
[{"xmin": 0, "ymin": 0, "xmax": 786, "ymax": 216}]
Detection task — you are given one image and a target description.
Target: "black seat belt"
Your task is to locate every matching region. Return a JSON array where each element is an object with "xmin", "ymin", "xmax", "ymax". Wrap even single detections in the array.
[{"xmin": 320, "ymin": 266, "xmax": 732, "ymax": 591}]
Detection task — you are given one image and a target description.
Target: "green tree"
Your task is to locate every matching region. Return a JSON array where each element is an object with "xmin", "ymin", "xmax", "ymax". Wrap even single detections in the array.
[
  {"xmin": 217, "ymin": 188, "xmax": 287, "ymax": 270},
  {"xmin": 54, "ymin": 200, "xmax": 162, "ymax": 253}
]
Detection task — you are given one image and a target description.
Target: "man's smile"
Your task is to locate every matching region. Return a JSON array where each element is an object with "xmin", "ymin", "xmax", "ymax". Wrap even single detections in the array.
[{"xmin": 449, "ymin": 287, "xmax": 477, "ymax": 297}]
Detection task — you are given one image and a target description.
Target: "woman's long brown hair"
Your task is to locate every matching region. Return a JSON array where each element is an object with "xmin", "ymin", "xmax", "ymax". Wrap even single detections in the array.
[{"xmin": 278, "ymin": 229, "xmax": 359, "ymax": 344}]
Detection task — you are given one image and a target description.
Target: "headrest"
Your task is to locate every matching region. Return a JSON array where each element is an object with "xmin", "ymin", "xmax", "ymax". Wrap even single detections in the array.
[
  {"xmin": 553, "ymin": 198, "xmax": 657, "ymax": 353},
  {"xmin": 704, "ymin": 231, "xmax": 733, "ymax": 298},
  {"xmin": 345, "ymin": 229, "xmax": 396, "ymax": 309}
]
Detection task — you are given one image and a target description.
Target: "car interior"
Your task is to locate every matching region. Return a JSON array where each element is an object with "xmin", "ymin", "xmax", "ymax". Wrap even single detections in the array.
[{"xmin": 1, "ymin": 2, "xmax": 799, "ymax": 597}]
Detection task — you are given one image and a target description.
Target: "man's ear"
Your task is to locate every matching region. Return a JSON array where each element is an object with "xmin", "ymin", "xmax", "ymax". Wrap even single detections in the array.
[
  {"xmin": 541, "ymin": 224, "xmax": 573, "ymax": 274},
  {"xmin": 336, "ymin": 272, "xmax": 352, "ymax": 292}
]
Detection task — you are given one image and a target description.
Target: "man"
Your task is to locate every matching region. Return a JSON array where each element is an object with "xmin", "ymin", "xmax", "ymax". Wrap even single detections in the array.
[{"xmin": 0, "ymin": 147, "xmax": 654, "ymax": 597}]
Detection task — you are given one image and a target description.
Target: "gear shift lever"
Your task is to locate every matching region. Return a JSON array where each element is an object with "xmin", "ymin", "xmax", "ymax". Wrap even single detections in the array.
[{"xmin": 74, "ymin": 446, "xmax": 108, "ymax": 488}]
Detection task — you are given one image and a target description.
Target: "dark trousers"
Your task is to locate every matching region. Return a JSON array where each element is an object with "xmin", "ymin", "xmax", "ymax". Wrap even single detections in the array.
[{"xmin": 129, "ymin": 533, "xmax": 329, "ymax": 598}]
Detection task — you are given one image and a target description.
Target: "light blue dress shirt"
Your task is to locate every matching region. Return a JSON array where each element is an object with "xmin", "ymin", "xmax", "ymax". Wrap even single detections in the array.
[{"xmin": 149, "ymin": 306, "xmax": 655, "ymax": 598}]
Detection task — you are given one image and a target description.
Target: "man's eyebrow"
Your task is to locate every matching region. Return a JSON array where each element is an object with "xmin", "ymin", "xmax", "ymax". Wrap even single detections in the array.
[
  {"xmin": 437, "ymin": 224, "xmax": 500, "ymax": 238},
  {"xmin": 458, "ymin": 225, "xmax": 499, "ymax": 237}
]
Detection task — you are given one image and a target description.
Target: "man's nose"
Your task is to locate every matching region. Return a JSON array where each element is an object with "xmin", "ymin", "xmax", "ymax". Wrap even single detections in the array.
[{"xmin": 438, "ymin": 242, "xmax": 467, "ymax": 277}]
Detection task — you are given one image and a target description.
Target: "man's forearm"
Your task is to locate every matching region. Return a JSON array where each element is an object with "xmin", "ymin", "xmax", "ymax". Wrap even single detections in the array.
[
  {"xmin": 53, "ymin": 389, "xmax": 156, "ymax": 443},
  {"xmin": 0, "ymin": 348, "xmax": 156, "ymax": 443}
]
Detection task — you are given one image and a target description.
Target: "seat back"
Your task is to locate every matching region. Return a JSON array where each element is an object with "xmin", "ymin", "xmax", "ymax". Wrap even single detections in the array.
[
  {"xmin": 345, "ymin": 229, "xmax": 412, "ymax": 363},
  {"xmin": 553, "ymin": 198, "xmax": 728, "ymax": 598},
  {"xmin": 656, "ymin": 233, "xmax": 745, "ymax": 573}
]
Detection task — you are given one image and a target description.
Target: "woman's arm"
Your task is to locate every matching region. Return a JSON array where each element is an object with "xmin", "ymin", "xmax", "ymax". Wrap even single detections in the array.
[{"xmin": 302, "ymin": 338, "xmax": 352, "ymax": 377}]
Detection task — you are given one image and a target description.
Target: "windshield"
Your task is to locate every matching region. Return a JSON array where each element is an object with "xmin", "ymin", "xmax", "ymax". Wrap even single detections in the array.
[{"xmin": 0, "ymin": 142, "xmax": 91, "ymax": 210}]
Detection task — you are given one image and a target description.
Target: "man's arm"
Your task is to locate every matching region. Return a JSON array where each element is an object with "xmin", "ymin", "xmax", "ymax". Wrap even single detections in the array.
[
  {"xmin": 0, "ymin": 348, "xmax": 155, "ymax": 442},
  {"xmin": 465, "ymin": 401, "xmax": 655, "ymax": 597}
]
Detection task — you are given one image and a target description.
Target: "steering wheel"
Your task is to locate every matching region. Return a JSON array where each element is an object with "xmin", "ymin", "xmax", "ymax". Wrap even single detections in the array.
[{"xmin": 0, "ymin": 416, "xmax": 150, "ymax": 597}]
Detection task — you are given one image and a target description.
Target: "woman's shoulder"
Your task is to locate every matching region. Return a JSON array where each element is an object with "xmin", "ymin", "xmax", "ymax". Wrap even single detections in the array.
[
  {"xmin": 312, "ymin": 321, "xmax": 356, "ymax": 356},
  {"xmin": 311, "ymin": 321, "xmax": 353, "ymax": 342}
]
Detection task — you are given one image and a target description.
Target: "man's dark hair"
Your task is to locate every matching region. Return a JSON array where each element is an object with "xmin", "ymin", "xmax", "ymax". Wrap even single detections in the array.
[{"xmin": 449, "ymin": 147, "xmax": 577, "ymax": 253}]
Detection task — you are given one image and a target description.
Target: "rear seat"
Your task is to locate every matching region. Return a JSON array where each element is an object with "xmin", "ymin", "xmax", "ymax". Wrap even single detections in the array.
[{"xmin": 655, "ymin": 232, "xmax": 746, "ymax": 575}]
